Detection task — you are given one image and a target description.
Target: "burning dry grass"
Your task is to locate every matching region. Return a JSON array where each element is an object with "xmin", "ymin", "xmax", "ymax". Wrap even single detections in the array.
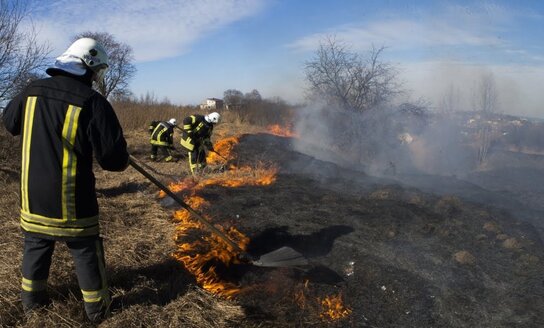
[
  {"xmin": 320, "ymin": 292, "xmax": 352, "ymax": 321},
  {"xmin": 199, "ymin": 164, "xmax": 277, "ymax": 188},
  {"xmin": 293, "ymin": 280, "xmax": 352, "ymax": 323},
  {"xmin": 161, "ymin": 143, "xmax": 279, "ymax": 299},
  {"xmin": 170, "ymin": 194, "xmax": 251, "ymax": 299},
  {"xmin": 3, "ymin": 105, "xmax": 542, "ymax": 327},
  {"xmin": 206, "ymin": 136, "xmax": 239, "ymax": 164},
  {"xmin": 158, "ymin": 135, "xmax": 355, "ymax": 325},
  {"xmin": 266, "ymin": 124, "xmax": 298, "ymax": 138},
  {"xmin": 150, "ymin": 132, "xmax": 355, "ymax": 324},
  {"xmin": 0, "ymin": 124, "xmax": 251, "ymax": 327}
]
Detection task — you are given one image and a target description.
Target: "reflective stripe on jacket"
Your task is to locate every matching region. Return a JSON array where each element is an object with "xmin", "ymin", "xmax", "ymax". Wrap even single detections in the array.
[
  {"xmin": 150, "ymin": 122, "xmax": 174, "ymax": 146},
  {"xmin": 2, "ymin": 74, "xmax": 129, "ymax": 239},
  {"xmin": 179, "ymin": 114, "xmax": 213, "ymax": 151}
]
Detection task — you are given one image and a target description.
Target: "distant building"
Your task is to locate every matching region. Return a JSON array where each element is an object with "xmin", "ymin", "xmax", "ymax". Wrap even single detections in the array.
[{"xmin": 200, "ymin": 98, "xmax": 224, "ymax": 110}]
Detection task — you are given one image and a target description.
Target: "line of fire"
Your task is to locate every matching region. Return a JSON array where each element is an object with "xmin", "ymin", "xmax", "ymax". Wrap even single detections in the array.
[{"xmin": 156, "ymin": 124, "xmax": 352, "ymax": 323}]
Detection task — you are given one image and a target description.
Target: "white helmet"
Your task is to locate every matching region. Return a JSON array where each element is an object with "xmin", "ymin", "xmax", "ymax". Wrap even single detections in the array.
[
  {"xmin": 205, "ymin": 112, "xmax": 221, "ymax": 124},
  {"xmin": 168, "ymin": 118, "xmax": 177, "ymax": 126},
  {"xmin": 62, "ymin": 38, "xmax": 109, "ymax": 81}
]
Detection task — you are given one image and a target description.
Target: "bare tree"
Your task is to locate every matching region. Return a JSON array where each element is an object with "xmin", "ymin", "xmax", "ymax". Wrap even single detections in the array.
[
  {"xmin": 304, "ymin": 36, "xmax": 401, "ymax": 112},
  {"xmin": 440, "ymin": 84, "xmax": 461, "ymax": 114},
  {"xmin": 474, "ymin": 72, "xmax": 499, "ymax": 165},
  {"xmin": 475, "ymin": 72, "xmax": 498, "ymax": 115},
  {"xmin": 73, "ymin": 32, "xmax": 136, "ymax": 99},
  {"xmin": 244, "ymin": 89, "xmax": 262, "ymax": 103},
  {"xmin": 223, "ymin": 89, "xmax": 244, "ymax": 108},
  {"xmin": 0, "ymin": 0, "xmax": 50, "ymax": 106}
]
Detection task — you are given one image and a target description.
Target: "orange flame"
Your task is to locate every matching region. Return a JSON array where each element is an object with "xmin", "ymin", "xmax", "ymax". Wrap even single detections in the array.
[
  {"xmin": 207, "ymin": 136, "xmax": 239, "ymax": 164},
  {"xmin": 158, "ymin": 179, "xmax": 197, "ymax": 198},
  {"xmin": 319, "ymin": 292, "xmax": 352, "ymax": 321},
  {"xmin": 267, "ymin": 124, "xmax": 298, "ymax": 137},
  {"xmin": 172, "ymin": 223, "xmax": 250, "ymax": 299},
  {"xmin": 199, "ymin": 165, "xmax": 277, "ymax": 188},
  {"xmin": 170, "ymin": 192, "xmax": 250, "ymax": 299},
  {"xmin": 165, "ymin": 135, "xmax": 278, "ymax": 299}
]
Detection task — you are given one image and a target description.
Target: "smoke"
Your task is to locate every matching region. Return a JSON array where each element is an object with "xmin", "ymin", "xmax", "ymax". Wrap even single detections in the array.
[
  {"xmin": 405, "ymin": 116, "xmax": 474, "ymax": 175},
  {"xmin": 401, "ymin": 61, "xmax": 544, "ymax": 119},
  {"xmin": 292, "ymin": 97, "xmax": 489, "ymax": 181}
]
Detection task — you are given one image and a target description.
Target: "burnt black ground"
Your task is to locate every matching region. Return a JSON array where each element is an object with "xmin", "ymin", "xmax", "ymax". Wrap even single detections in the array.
[
  {"xmin": 2, "ymin": 126, "xmax": 544, "ymax": 327},
  {"xmin": 193, "ymin": 133, "xmax": 544, "ymax": 327}
]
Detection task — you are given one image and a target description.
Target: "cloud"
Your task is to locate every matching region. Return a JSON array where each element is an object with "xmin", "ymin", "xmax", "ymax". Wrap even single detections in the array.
[
  {"xmin": 287, "ymin": 1, "xmax": 541, "ymax": 65},
  {"xmin": 25, "ymin": 0, "xmax": 267, "ymax": 62},
  {"xmin": 288, "ymin": 18, "xmax": 502, "ymax": 53},
  {"xmin": 287, "ymin": 1, "xmax": 544, "ymax": 118}
]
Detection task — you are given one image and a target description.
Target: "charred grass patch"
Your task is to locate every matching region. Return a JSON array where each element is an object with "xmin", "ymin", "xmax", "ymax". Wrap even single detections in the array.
[{"xmin": 2, "ymin": 107, "xmax": 544, "ymax": 327}]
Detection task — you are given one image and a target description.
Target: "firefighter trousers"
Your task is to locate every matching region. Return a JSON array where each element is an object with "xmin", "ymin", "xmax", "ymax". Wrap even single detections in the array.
[
  {"xmin": 187, "ymin": 145, "xmax": 207, "ymax": 174},
  {"xmin": 21, "ymin": 235, "xmax": 110, "ymax": 321},
  {"xmin": 151, "ymin": 145, "xmax": 174, "ymax": 162}
]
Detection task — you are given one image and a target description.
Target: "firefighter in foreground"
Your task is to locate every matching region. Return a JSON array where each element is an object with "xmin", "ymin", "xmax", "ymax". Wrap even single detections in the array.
[
  {"xmin": 149, "ymin": 118, "xmax": 177, "ymax": 162},
  {"xmin": 179, "ymin": 112, "xmax": 220, "ymax": 174},
  {"xmin": 2, "ymin": 38, "xmax": 129, "ymax": 323}
]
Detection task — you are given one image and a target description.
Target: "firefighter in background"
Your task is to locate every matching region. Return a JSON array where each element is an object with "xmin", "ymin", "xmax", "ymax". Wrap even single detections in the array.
[
  {"xmin": 149, "ymin": 118, "xmax": 177, "ymax": 162},
  {"xmin": 179, "ymin": 112, "xmax": 220, "ymax": 174},
  {"xmin": 2, "ymin": 38, "xmax": 129, "ymax": 323}
]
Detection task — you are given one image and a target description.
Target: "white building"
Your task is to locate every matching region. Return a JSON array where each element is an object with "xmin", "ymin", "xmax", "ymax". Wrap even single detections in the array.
[{"xmin": 199, "ymin": 98, "xmax": 224, "ymax": 110}]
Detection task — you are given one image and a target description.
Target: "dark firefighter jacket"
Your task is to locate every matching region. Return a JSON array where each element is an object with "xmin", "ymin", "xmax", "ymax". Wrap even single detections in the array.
[
  {"xmin": 2, "ymin": 74, "xmax": 129, "ymax": 240},
  {"xmin": 150, "ymin": 121, "xmax": 174, "ymax": 146},
  {"xmin": 179, "ymin": 114, "xmax": 213, "ymax": 151},
  {"xmin": 148, "ymin": 120, "xmax": 159, "ymax": 134}
]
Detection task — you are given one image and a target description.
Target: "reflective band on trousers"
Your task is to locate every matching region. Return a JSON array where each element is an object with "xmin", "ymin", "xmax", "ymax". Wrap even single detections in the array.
[
  {"xmin": 81, "ymin": 288, "xmax": 109, "ymax": 303},
  {"xmin": 21, "ymin": 277, "xmax": 47, "ymax": 292},
  {"xmin": 82, "ymin": 239, "xmax": 109, "ymax": 303}
]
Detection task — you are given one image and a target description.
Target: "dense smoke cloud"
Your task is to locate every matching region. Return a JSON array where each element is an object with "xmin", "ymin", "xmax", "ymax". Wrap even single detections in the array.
[{"xmin": 292, "ymin": 102, "xmax": 477, "ymax": 178}]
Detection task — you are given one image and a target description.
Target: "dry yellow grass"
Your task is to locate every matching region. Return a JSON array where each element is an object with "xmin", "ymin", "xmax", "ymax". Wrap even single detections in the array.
[
  {"xmin": 3, "ymin": 101, "xmax": 544, "ymax": 327},
  {"xmin": 0, "ymin": 101, "xmax": 296, "ymax": 327}
]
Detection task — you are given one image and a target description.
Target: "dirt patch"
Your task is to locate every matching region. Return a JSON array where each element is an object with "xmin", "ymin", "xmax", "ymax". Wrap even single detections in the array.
[
  {"xmin": 453, "ymin": 250, "xmax": 476, "ymax": 265},
  {"xmin": 502, "ymin": 237, "xmax": 522, "ymax": 250},
  {"xmin": 483, "ymin": 221, "xmax": 502, "ymax": 234}
]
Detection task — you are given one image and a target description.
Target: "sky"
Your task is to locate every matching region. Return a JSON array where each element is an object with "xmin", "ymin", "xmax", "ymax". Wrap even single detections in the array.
[{"xmin": 21, "ymin": 0, "xmax": 544, "ymax": 118}]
